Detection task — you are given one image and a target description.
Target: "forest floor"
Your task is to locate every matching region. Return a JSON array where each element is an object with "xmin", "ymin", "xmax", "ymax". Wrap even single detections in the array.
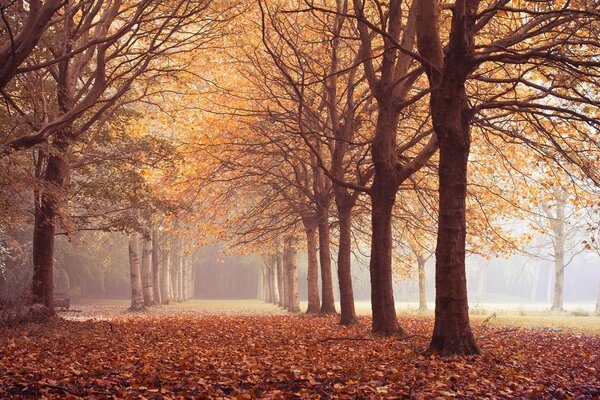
[{"xmin": 1, "ymin": 300, "xmax": 599, "ymax": 399}]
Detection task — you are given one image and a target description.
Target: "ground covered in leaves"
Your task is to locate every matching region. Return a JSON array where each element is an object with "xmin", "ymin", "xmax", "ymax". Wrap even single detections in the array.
[{"xmin": 1, "ymin": 313, "xmax": 599, "ymax": 399}]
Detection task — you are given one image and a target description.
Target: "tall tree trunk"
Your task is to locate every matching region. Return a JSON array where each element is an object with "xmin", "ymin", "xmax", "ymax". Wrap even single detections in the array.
[
  {"xmin": 277, "ymin": 249, "xmax": 285, "ymax": 308},
  {"xmin": 369, "ymin": 176, "xmax": 401, "ymax": 335},
  {"xmin": 141, "ymin": 233, "xmax": 154, "ymax": 306},
  {"xmin": 304, "ymin": 221, "xmax": 321, "ymax": 313},
  {"xmin": 318, "ymin": 205, "xmax": 336, "ymax": 314},
  {"xmin": 171, "ymin": 237, "xmax": 180, "ymax": 302},
  {"xmin": 128, "ymin": 232, "xmax": 143, "ymax": 310},
  {"xmin": 270, "ymin": 256, "xmax": 279, "ymax": 305},
  {"xmin": 177, "ymin": 253, "xmax": 184, "ymax": 302},
  {"xmin": 151, "ymin": 225, "xmax": 161, "ymax": 304},
  {"xmin": 31, "ymin": 136, "xmax": 69, "ymax": 311},
  {"xmin": 429, "ymin": 92, "xmax": 479, "ymax": 356},
  {"xmin": 417, "ymin": 254, "xmax": 427, "ymax": 311},
  {"xmin": 551, "ymin": 200, "xmax": 566, "ymax": 311},
  {"xmin": 285, "ymin": 239, "xmax": 300, "ymax": 313},
  {"xmin": 336, "ymin": 204, "xmax": 358, "ymax": 325},
  {"xmin": 160, "ymin": 240, "xmax": 171, "ymax": 305}
]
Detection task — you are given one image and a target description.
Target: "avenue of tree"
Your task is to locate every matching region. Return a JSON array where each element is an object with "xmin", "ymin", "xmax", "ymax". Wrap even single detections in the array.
[{"xmin": 0, "ymin": 0, "xmax": 599, "ymax": 356}]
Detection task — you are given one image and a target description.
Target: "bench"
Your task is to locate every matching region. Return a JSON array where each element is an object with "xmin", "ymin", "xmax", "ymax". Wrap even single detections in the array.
[{"xmin": 53, "ymin": 297, "xmax": 71, "ymax": 311}]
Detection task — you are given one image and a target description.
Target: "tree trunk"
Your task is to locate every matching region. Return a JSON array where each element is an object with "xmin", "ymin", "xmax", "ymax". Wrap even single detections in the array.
[
  {"xmin": 318, "ymin": 205, "xmax": 336, "ymax": 314},
  {"xmin": 270, "ymin": 256, "xmax": 279, "ymax": 305},
  {"xmin": 285, "ymin": 239, "xmax": 300, "ymax": 313},
  {"xmin": 336, "ymin": 204, "xmax": 358, "ymax": 325},
  {"xmin": 128, "ymin": 232, "xmax": 144, "ymax": 310},
  {"xmin": 171, "ymin": 237, "xmax": 180, "ymax": 302},
  {"xmin": 429, "ymin": 92, "xmax": 479, "ymax": 356},
  {"xmin": 151, "ymin": 226, "xmax": 161, "ymax": 304},
  {"xmin": 177, "ymin": 253, "xmax": 184, "ymax": 302},
  {"xmin": 277, "ymin": 249, "xmax": 285, "ymax": 308},
  {"xmin": 304, "ymin": 221, "xmax": 321, "ymax": 313},
  {"xmin": 141, "ymin": 233, "xmax": 154, "ymax": 306},
  {"xmin": 417, "ymin": 254, "xmax": 427, "ymax": 312},
  {"xmin": 369, "ymin": 178, "xmax": 401, "ymax": 335},
  {"xmin": 160, "ymin": 240, "xmax": 171, "ymax": 305},
  {"xmin": 31, "ymin": 136, "xmax": 69, "ymax": 311},
  {"xmin": 551, "ymin": 200, "xmax": 566, "ymax": 311}
]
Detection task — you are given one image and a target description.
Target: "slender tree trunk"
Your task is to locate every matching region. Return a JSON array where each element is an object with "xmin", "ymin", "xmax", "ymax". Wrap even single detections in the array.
[
  {"xmin": 160, "ymin": 241, "xmax": 171, "ymax": 305},
  {"xmin": 258, "ymin": 263, "xmax": 265, "ymax": 300},
  {"xmin": 141, "ymin": 233, "xmax": 154, "ymax": 306},
  {"xmin": 177, "ymin": 254, "xmax": 184, "ymax": 302},
  {"xmin": 270, "ymin": 256, "xmax": 279, "ymax": 305},
  {"xmin": 31, "ymin": 136, "xmax": 69, "ymax": 311},
  {"xmin": 151, "ymin": 226, "xmax": 161, "ymax": 304},
  {"xmin": 336, "ymin": 204, "xmax": 358, "ymax": 325},
  {"xmin": 128, "ymin": 232, "xmax": 144, "ymax": 310},
  {"xmin": 429, "ymin": 91, "xmax": 479, "ymax": 355},
  {"xmin": 551, "ymin": 200, "xmax": 566, "ymax": 311},
  {"xmin": 171, "ymin": 237, "xmax": 180, "ymax": 302},
  {"xmin": 417, "ymin": 254, "xmax": 427, "ymax": 311},
  {"xmin": 304, "ymin": 221, "xmax": 321, "ymax": 313},
  {"xmin": 318, "ymin": 205, "xmax": 336, "ymax": 314},
  {"xmin": 285, "ymin": 239, "xmax": 300, "ymax": 313},
  {"xmin": 277, "ymin": 250, "xmax": 285, "ymax": 308}
]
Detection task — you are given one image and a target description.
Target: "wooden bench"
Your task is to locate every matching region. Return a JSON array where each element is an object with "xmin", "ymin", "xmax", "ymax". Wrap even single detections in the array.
[{"xmin": 53, "ymin": 297, "xmax": 71, "ymax": 311}]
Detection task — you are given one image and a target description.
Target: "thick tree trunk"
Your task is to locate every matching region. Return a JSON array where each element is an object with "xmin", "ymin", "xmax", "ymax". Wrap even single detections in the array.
[
  {"xmin": 277, "ymin": 250, "xmax": 285, "ymax": 308},
  {"xmin": 151, "ymin": 226, "xmax": 161, "ymax": 304},
  {"xmin": 336, "ymin": 205, "xmax": 358, "ymax": 325},
  {"xmin": 318, "ymin": 206, "xmax": 336, "ymax": 314},
  {"xmin": 31, "ymin": 137, "xmax": 70, "ymax": 311},
  {"xmin": 141, "ymin": 233, "xmax": 154, "ymax": 306},
  {"xmin": 429, "ymin": 95, "xmax": 479, "ymax": 355},
  {"xmin": 368, "ymin": 106, "xmax": 402, "ymax": 335},
  {"xmin": 369, "ymin": 179, "xmax": 401, "ymax": 335},
  {"xmin": 285, "ymin": 239, "xmax": 300, "ymax": 313},
  {"xmin": 417, "ymin": 254, "xmax": 427, "ymax": 312},
  {"xmin": 128, "ymin": 232, "xmax": 144, "ymax": 310},
  {"xmin": 160, "ymin": 242, "xmax": 171, "ymax": 305},
  {"xmin": 304, "ymin": 222, "xmax": 321, "ymax": 313}
]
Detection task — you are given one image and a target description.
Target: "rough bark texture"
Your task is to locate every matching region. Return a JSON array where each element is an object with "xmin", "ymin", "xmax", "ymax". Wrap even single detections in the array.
[
  {"xmin": 141, "ymin": 234, "xmax": 154, "ymax": 306},
  {"xmin": 128, "ymin": 233, "xmax": 144, "ymax": 310},
  {"xmin": 336, "ymin": 205, "xmax": 358, "ymax": 325},
  {"xmin": 417, "ymin": 254, "xmax": 427, "ymax": 311},
  {"xmin": 317, "ymin": 206, "xmax": 336, "ymax": 314},
  {"xmin": 417, "ymin": 0, "xmax": 480, "ymax": 356},
  {"xmin": 304, "ymin": 222, "xmax": 321, "ymax": 313},
  {"xmin": 31, "ymin": 135, "xmax": 69, "ymax": 310},
  {"xmin": 151, "ymin": 226, "xmax": 161, "ymax": 304}
]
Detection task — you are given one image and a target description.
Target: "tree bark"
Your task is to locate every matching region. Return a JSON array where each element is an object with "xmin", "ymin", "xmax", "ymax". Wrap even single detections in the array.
[
  {"xmin": 151, "ymin": 225, "xmax": 161, "ymax": 304},
  {"xmin": 160, "ymin": 240, "xmax": 171, "ymax": 305},
  {"xmin": 285, "ymin": 239, "xmax": 300, "ymax": 313},
  {"xmin": 141, "ymin": 233, "xmax": 154, "ymax": 306},
  {"xmin": 318, "ymin": 205, "xmax": 336, "ymax": 314},
  {"xmin": 128, "ymin": 232, "xmax": 144, "ymax": 310},
  {"xmin": 31, "ymin": 135, "xmax": 69, "ymax": 311},
  {"xmin": 336, "ymin": 204, "xmax": 358, "ymax": 325},
  {"xmin": 277, "ymin": 249, "xmax": 285, "ymax": 308},
  {"xmin": 551, "ymin": 199, "xmax": 566, "ymax": 311},
  {"xmin": 270, "ymin": 256, "xmax": 279, "ymax": 305},
  {"xmin": 304, "ymin": 220, "xmax": 321, "ymax": 313},
  {"xmin": 417, "ymin": 254, "xmax": 427, "ymax": 312}
]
